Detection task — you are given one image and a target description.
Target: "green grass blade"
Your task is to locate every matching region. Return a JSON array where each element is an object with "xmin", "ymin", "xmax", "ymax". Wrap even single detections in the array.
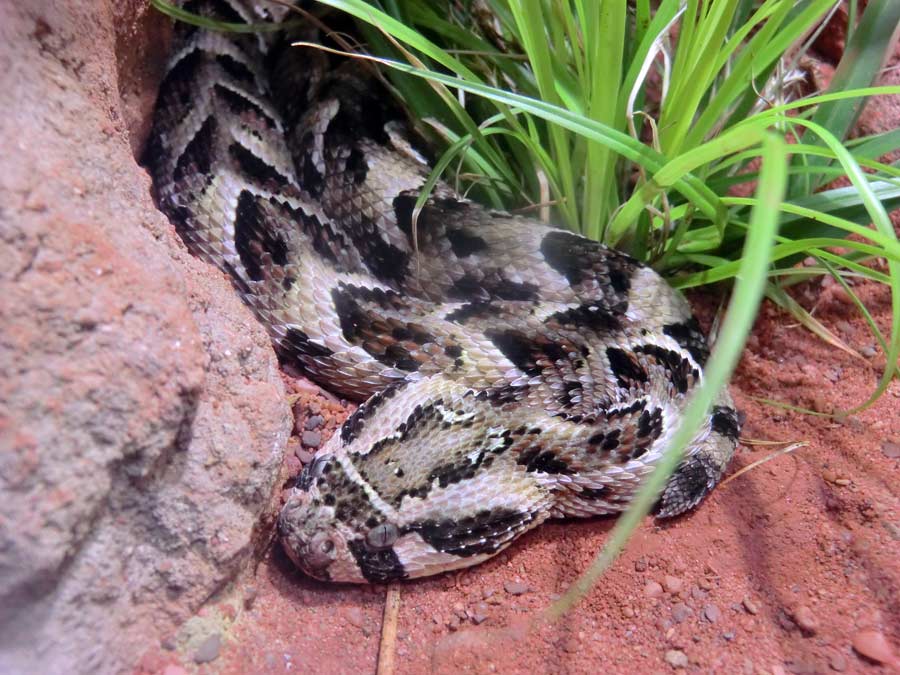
[{"xmin": 544, "ymin": 133, "xmax": 785, "ymax": 620}]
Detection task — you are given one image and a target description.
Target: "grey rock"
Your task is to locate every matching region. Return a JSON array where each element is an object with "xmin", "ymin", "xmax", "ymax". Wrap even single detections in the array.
[
  {"xmin": 194, "ymin": 633, "xmax": 223, "ymax": 664},
  {"xmin": 0, "ymin": 2, "xmax": 292, "ymax": 672}
]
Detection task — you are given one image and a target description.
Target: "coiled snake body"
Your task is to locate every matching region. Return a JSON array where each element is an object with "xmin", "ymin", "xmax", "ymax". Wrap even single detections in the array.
[{"xmin": 146, "ymin": 0, "xmax": 741, "ymax": 583}]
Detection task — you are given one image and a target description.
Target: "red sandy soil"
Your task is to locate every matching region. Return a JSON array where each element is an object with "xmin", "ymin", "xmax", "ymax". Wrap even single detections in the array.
[{"xmin": 136, "ymin": 16, "xmax": 900, "ymax": 675}]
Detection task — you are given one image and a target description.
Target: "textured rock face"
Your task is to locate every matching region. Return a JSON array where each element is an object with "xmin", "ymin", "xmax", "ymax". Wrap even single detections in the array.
[{"xmin": 0, "ymin": 1, "xmax": 292, "ymax": 672}]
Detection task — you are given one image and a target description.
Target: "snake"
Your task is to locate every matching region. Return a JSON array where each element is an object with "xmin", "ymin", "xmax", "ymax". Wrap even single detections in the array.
[{"xmin": 145, "ymin": 0, "xmax": 741, "ymax": 583}]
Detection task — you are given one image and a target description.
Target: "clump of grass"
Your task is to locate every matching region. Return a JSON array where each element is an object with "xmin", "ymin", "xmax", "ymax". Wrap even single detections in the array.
[{"xmin": 312, "ymin": 0, "xmax": 899, "ymax": 405}]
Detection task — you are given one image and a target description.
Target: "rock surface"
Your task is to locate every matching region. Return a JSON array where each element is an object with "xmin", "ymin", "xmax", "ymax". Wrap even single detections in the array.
[{"xmin": 0, "ymin": 1, "xmax": 292, "ymax": 672}]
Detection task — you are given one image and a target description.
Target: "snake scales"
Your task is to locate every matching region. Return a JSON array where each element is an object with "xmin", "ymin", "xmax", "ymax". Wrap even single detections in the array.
[{"xmin": 145, "ymin": 0, "xmax": 741, "ymax": 583}]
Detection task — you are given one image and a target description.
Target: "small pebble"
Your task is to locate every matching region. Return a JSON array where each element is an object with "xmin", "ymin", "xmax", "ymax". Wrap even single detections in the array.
[
  {"xmin": 852, "ymin": 630, "xmax": 895, "ymax": 665},
  {"xmin": 859, "ymin": 345, "xmax": 877, "ymax": 358},
  {"xmin": 792, "ymin": 605, "xmax": 818, "ymax": 634},
  {"xmin": 881, "ymin": 440, "xmax": 900, "ymax": 459},
  {"xmin": 193, "ymin": 634, "xmax": 222, "ymax": 664},
  {"xmin": 243, "ymin": 585, "xmax": 258, "ymax": 610},
  {"xmin": 470, "ymin": 603, "xmax": 489, "ymax": 624},
  {"xmin": 504, "ymin": 581, "xmax": 529, "ymax": 596},
  {"xmin": 301, "ymin": 430, "xmax": 322, "ymax": 448},
  {"xmin": 829, "ymin": 653, "xmax": 847, "ymax": 671},
  {"xmin": 305, "ymin": 415, "xmax": 325, "ymax": 430},
  {"xmin": 635, "ymin": 557, "xmax": 648, "ymax": 572},
  {"xmin": 296, "ymin": 447, "xmax": 316, "ymax": 464},
  {"xmin": 671, "ymin": 603, "xmax": 692, "ymax": 623},
  {"xmin": 691, "ymin": 586, "xmax": 707, "ymax": 601},
  {"xmin": 698, "ymin": 577, "xmax": 713, "ymax": 591},
  {"xmin": 663, "ymin": 575, "xmax": 683, "ymax": 594},
  {"xmin": 623, "ymin": 606, "xmax": 635, "ymax": 618},
  {"xmin": 702, "ymin": 604, "xmax": 721, "ymax": 623},
  {"xmin": 742, "ymin": 597, "xmax": 759, "ymax": 615},
  {"xmin": 664, "ymin": 649, "xmax": 689, "ymax": 669},
  {"xmin": 346, "ymin": 607, "xmax": 364, "ymax": 628},
  {"xmin": 644, "ymin": 581, "xmax": 664, "ymax": 597}
]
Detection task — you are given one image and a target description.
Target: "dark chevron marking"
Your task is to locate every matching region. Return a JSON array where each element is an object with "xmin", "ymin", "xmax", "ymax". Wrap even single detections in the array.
[
  {"xmin": 606, "ymin": 347, "xmax": 649, "ymax": 388},
  {"xmin": 229, "ymin": 142, "xmax": 288, "ymax": 187},
  {"xmin": 174, "ymin": 115, "xmax": 216, "ymax": 184},
  {"xmin": 234, "ymin": 191, "xmax": 288, "ymax": 280},
  {"xmin": 407, "ymin": 508, "xmax": 538, "ymax": 557},
  {"xmin": 446, "ymin": 228, "xmax": 488, "ymax": 258},
  {"xmin": 663, "ymin": 318, "xmax": 710, "ymax": 367},
  {"xmin": 347, "ymin": 539, "xmax": 406, "ymax": 582}
]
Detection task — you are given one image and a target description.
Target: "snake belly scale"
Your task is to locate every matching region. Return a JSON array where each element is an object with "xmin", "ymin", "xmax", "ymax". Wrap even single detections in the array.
[{"xmin": 145, "ymin": 0, "xmax": 742, "ymax": 583}]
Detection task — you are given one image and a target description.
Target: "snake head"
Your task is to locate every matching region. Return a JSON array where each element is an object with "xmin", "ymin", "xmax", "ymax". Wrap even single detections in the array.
[{"xmin": 278, "ymin": 453, "xmax": 405, "ymax": 583}]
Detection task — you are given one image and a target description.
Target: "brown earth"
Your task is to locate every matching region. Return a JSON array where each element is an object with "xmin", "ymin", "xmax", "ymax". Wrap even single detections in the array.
[{"xmin": 1, "ymin": 1, "xmax": 898, "ymax": 674}]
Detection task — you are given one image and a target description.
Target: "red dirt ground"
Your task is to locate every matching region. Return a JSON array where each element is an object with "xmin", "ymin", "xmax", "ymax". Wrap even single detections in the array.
[{"xmin": 136, "ymin": 12, "xmax": 900, "ymax": 675}]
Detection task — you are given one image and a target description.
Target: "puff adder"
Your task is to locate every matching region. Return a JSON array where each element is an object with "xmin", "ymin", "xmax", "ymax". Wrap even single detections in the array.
[{"xmin": 145, "ymin": 0, "xmax": 742, "ymax": 583}]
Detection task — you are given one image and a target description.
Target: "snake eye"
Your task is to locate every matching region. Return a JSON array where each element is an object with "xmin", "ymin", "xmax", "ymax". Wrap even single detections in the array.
[{"xmin": 365, "ymin": 522, "xmax": 399, "ymax": 550}]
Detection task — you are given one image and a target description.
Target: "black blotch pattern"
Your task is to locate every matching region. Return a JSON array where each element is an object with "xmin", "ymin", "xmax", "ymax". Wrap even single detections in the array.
[
  {"xmin": 299, "ymin": 135, "xmax": 325, "ymax": 198},
  {"xmin": 446, "ymin": 229, "xmax": 488, "ymax": 258},
  {"xmin": 634, "ymin": 344, "xmax": 697, "ymax": 394},
  {"xmin": 233, "ymin": 191, "xmax": 289, "ymax": 281},
  {"xmin": 215, "ymin": 53, "xmax": 256, "ymax": 85},
  {"xmin": 341, "ymin": 384, "xmax": 402, "ymax": 445},
  {"xmin": 657, "ymin": 455, "xmax": 715, "ymax": 517},
  {"xmin": 173, "ymin": 114, "xmax": 216, "ymax": 184},
  {"xmin": 663, "ymin": 318, "xmax": 710, "ymax": 367},
  {"xmin": 392, "ymin": 194, "xmax": 417, "ymax": 236},
  {"xmin": 540, "ymin": 230, "xmax": 637, "ymax": 303},
  {"xmin": 448, "ymin": 274, "xmax": 538, "ymax": 302},
  {"xmin": 331, "ymin": 286, "xmax": 427, "ymax": 372},
  {"xmin": 393, "ymin": 194, "xmax": 469, "ymax": 238},
  {"xmin": 160, "ymin": 49, "xmax": 205, "ymax": 107},
  {"xmin": 517, "ymin": 447, "xmax": 572, "ymax": 474},
  {"xmin": 214, "ymin": 84, "xmax": 275, "ymax": 128},
  {"xmin": 607, "ymin": 260, "xmax": 632, "ymax": 294},
  {"xmin": 280, "ymin": 200, "xmax": 340, "ymax": 266},
  {"xmin": 347, "ymin": 539, "xmax": 407, "ymax": 582},
  {"xmin": 444, "ymin": 302, "xmax": 493, "ymax": 324},
  {"xmin": 636, "ymin": 407, "xmax": 664, "ymax": 439},
  {"xmin": 710, "ymin": 405, "xmax": 742, "ymax": 441},
  {"xmin": 557, "ymin": 381, "xmax": 582, "ymax": 408},
  {"xmin": 588, "ymin": 428, "xmax": 621, "ymax": 452},
  {"xmin": 606, "ymin": 347, "xmax": 648, "ymax": 388},
  {"xmin": 345, "ymin": 147, "xmax": 369, "ymax": 185},
  {"xmin": 540, "ymin": 230, "xmax": 589, "ymax": 285},
  {"xmin": 488, "ymin": 330, "xmax": 542, "ymax": 377},
  {"xmin": 347, "ymin": 213, "xmax": 410, "ymax": 286},
  {"xmin": 548, "ymin": 304, "xmax": 621, "ymax": 333},
  {"xmin": 229, "ymin": 142, "xmax": 287, "ymax": 187},
  {"xmin": 407, "ymin": 508, "xmax": 536, "ymax": 557},
  {"xmin": 282, "ymin": 327, "xmax": 334, "ymax": 362}
]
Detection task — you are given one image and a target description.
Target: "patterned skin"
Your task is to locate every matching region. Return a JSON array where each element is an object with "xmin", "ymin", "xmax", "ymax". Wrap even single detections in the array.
[{"xmin": 145, "ymin": 0, "xmax": 741, "ymax": 583}]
